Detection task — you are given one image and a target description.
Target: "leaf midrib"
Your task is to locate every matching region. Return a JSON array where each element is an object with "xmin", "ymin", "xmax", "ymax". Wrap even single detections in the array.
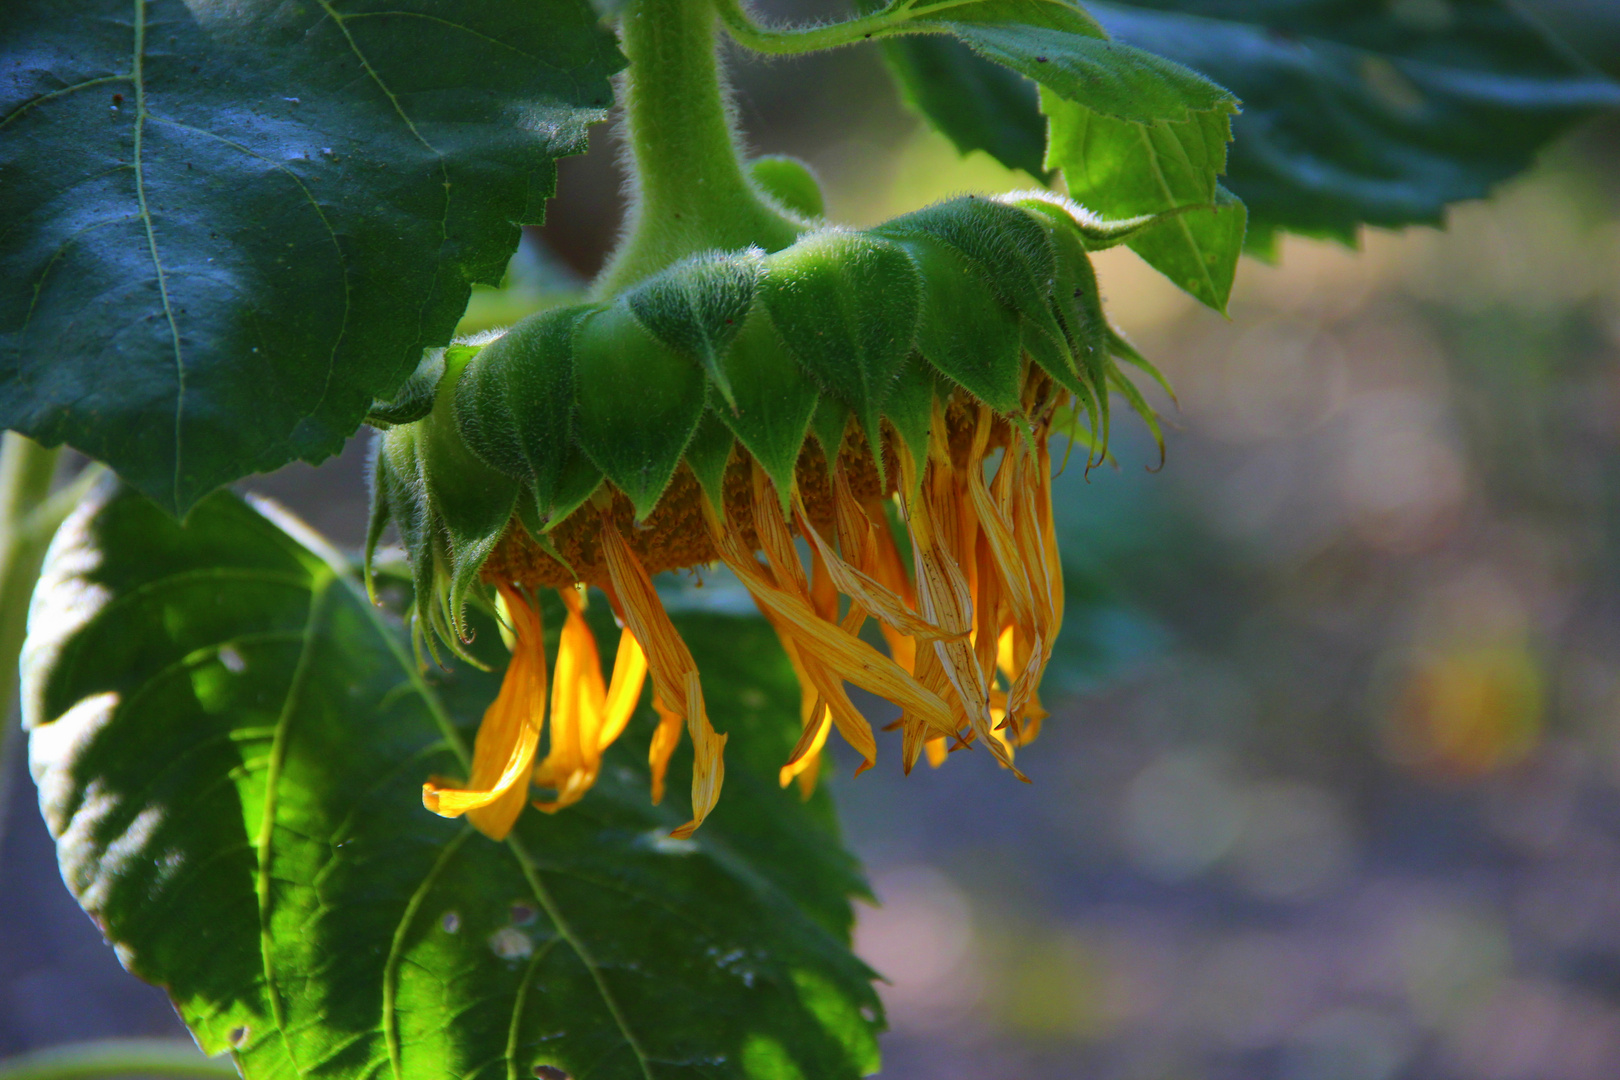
[
  {"xmin": 128, "ymin": 0, "xmax": 188, "ymax": 510},
  {"xmin": 255, "ymin": 567, "xmax": 335, "ymax": 1078},
  {"xmin": 350, "ymin": 577, "xmax": 656, "ymax": 1080}
]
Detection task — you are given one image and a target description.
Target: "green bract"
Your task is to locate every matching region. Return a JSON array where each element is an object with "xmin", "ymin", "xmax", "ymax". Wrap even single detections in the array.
[{"xmin": 367, "ymin": 191, "xmax": 1159, "ymax": 649}]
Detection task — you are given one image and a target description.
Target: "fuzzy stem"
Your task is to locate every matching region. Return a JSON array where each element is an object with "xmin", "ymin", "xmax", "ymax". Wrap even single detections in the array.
[
  {"xmin": 594, "ymin": 0, "xmax": 804, "ymax": 296},
  {"xmin": 0, "ymin": 1041, "xmax": 237, "ymax": 1080}
]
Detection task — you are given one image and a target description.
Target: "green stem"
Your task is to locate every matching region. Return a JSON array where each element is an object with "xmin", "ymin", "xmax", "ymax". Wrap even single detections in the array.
[
  {"xmin": 0, "ymin": 435, "xmax": 100, "ymax": 864},
  {"xmin": 712, "ymin": 0, "xmax": 961, "ymax": 54},
  {"xmin": 0, "ymin": 1041, "xmax": 237, "ymax": 1080},
  {"xmin": 594, "ymin": 0, "xmax": 805, "ymax": 296}
]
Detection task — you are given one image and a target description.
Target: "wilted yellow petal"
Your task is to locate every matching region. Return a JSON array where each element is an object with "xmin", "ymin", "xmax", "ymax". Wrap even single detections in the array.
[
  {"xmin": 899, "ymin": 443, "xmax": 1022, "ymax": 779},
  {"xmin": 423, "ymin": 584, "xmax": 547, "ymax": 840},
  {"xmin": 601, "ymin": 516, "xmax": 726, "ymax": 835},
  {"xmin": 704, "ymin": 497, "xmax": 958, "ymax": 743},
  {"xmin": 648, "ymin": 695, "xmax": 683, "ymax": 806},
  {"xmin": 670, "ymin": 670, "xmax": 727, "ymax": 838},
  {"xmin": 748, "ymin": 468, "xmax": 880, "ymax": 772},
  {"xmin": 797, "ymin": 500, "xmax": 959, "ymax": 643}
]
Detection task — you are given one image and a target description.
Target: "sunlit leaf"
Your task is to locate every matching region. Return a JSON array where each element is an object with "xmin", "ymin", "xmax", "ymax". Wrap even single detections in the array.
[{"xmin": 23, "ymin": 484, "xmax": 883, "ymax": 1079}]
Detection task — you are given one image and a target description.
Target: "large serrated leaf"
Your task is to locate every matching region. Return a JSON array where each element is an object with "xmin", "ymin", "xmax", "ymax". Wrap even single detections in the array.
[
  {"xmin": 23, "ymin": 484, "xmax": 883, "ymax": 1079},
  {"xmin": 0, "ymin": 0, "xmax": 621, "ymax": 515},
  {"xmin": 760, "ymin": 231, "xmax": 921, "ymax": 464},
  {"xmin": 936, "ymin": 11, "xmax": 1237, "ymax": 127},
  {"xmin": 878, "ymin": 0, "xmax": 1620, "ymax": 252},
  {"xmin": 1087, "ymin": 0, "xmax": 1620, "ymax": 248},
  {"xmin": 573, "ymin": 304, "xmax": 706, "ymax": 521}
]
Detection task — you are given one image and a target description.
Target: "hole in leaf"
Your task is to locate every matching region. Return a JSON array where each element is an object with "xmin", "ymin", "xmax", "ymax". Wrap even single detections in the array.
[
  {"xmin": 229, "ymin": 1027, "xmax": 249, "ymax": 1047},
  {"xmin": 533, "ymin": 1067, "xmax": 571, "ymax": 1080},
  {"xmin": 510, "ymin": 902, "xmax": 537, "ymax": 927},
  {"xmin": 488, "ymin": 927, "xmax": 533, "ymax": 960},
  {"xmin": 441, "ymin": 911, "xmax": 461, "ymax": 933}
]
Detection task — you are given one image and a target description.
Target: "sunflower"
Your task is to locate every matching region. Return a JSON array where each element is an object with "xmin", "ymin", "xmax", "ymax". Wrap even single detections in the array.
[{"xmin": 368, "ymin": 192, "xmax": 1164, "ymax": 840}]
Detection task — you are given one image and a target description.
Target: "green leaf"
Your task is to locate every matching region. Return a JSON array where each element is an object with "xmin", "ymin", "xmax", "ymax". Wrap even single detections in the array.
[
  {"xmin": 937, "ymin": 11, "xmax": 1236, "ymax": 126},
  {"xmin": 875, "ymin": 195, "xmax": 1067, "ymax": 357},
  {"xmin": 760, "ymin": 231, "xmax": 921, "ymax": 465},
  {"xmin": 875, "ymin": 1, "xmax": 1619, "ymax": 251},
  {"xmin": 881, "ymin": 353, "xmax": 938, "ymax": 482},
  {"xmin": 1008, "ymin": 200, "xmax": 1108, "ymax": 431},
  {"xmin": 23, "ymin": 484, "xmax": 883, "ymax": 1079},
  {"xmin": 871, "ymin": 32, "xmax": 1049, "ymax": 179},
  {"xmin": 409, "ymin": 348, "xmax": 520, "ymax": 638},
  {"xmin": 626, "ymin": 250, "xmax": 764, "ymax": 411},
  {"xmin": 683, "ymin": 411, "xmax": 736, "ymax": 513},
  {"xmin": 457, "ymin": 307, "xmax": 604, "ymax": 530},
  {"xmin": 0, "ymin": 0, "xmax": 622, "ymax": 515},
  {"xmin": 748, "ymin": 156, "xmax": 827, "ymax": 220},
  {"xmin": 1041, "ymin": 83, "xmax": 1240, "ymax": 309},
  {"xmin": 1091, "ymin": 0, "xmax": 1620, "ymax": 245},
  {"xmin": 809, "ymin": 397, "xmax": 853, "ymax": 465},
  {"xmin": 573, "ymin": 304, "xmax": 706, "ymax": 521},
  {"xmin": 898, "ymin": 235, "xmax": 1024, "ymax": 414},
  {"xmin": 1121, "ymin": 183, "xmax": 1246, "ymax": 311},
  {"xmin": 713, "ymin": 302, "xmax": 821, "ymax": 503}
]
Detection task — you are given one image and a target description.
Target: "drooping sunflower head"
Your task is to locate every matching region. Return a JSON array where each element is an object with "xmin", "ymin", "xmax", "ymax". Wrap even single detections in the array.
[{"xmin": 366, "ymin": 191, "xmax": 1167, "ymax": 840}]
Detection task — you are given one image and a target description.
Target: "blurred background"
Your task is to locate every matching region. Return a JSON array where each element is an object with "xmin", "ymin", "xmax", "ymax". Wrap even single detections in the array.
[{"xmin": 6, "ymin": 3, "xmax": 1620, "ymax": 1078}]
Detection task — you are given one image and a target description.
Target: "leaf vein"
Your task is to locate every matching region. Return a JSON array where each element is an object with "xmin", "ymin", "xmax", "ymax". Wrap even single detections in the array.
[
  {"xmin": 382, "ymin": 826, "xmax": 472, "ymax": 1080},
  {"xmin": 254, "ymin": 569, "xmax": 335, "ymax": 1077},
  {"xmin": 129, "ymin": 0, "xmax": 188, "ymax": 510}
]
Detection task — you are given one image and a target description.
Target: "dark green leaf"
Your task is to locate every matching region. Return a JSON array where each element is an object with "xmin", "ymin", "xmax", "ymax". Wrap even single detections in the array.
[
  {"xmin": 573, "ymin": 304, "xmax": 706, "ymax": 521},
  {"xmin": 456, "ymin": 306, "xmax": 603, "ymax": 529},
  {"xmin": 23, "ymin": 484, "xmax": 882, "ymax": 1079},
  {"xmin": 1089, "ymin": 0, "xmax": 1620, "ymax": 245},
  {"xmin": 872, "ymin": 33, "xmax": 1049, "ymax": 179},
  {"xmin": 875, "ymin": 230, "xmax": 1025, "ymax": 414},
  {"xmin": 942, "ymin": 19, "xmax": 1237, "ymax": 126},
  {"xmin": 683, "ymin": 411, "xmax": 736, "ymax": 513},
  {"xmin": 714, "ymin": 302, "xmax": 821, "ymax": 503},
  {"xmin": 0, "ymin": 0, "xmax": 621, "ymax": 514},
  {"xmin": 761, "ymin": 231, "xmax": 921, "ymax": 465},
  {"xmin": 626, "ymin": 250, "xmax": 764, "ymax": 410}
]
